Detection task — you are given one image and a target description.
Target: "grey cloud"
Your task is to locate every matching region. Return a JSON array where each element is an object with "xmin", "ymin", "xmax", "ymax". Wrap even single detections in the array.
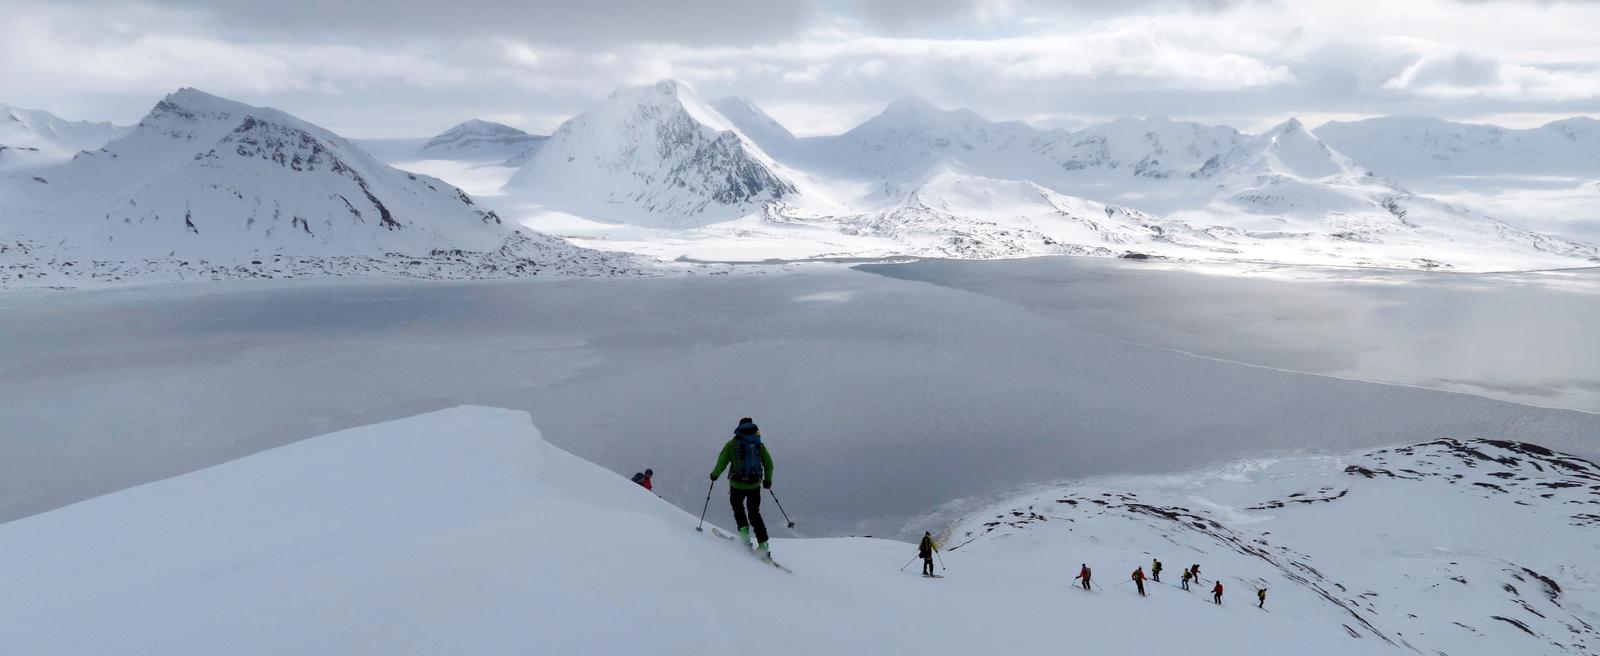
[
  {"xmin": 73, "ymin": 0, "xmax": 823, "ymax": 46},
  {"xmin": 849, "ymin": 0, "xmax": 1258, "ymax": 30}
]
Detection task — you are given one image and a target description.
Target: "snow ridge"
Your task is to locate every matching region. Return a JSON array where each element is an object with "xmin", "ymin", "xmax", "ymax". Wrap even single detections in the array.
[
  {"xmin": 950, "ymin": 438, "xmax": 1600, "ymax": 656},
  {"xmin": 0, "ymin": 103, "xmax": 127, "ymax": 170},
  {"xmin": 1314, "ymin": 116, "xmax": 1600, "ymax": 179}
]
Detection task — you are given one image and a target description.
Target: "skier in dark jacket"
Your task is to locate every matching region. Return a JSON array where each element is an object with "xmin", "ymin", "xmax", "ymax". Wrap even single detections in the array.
[
  {"xmin": 1257, "ymin": 587, "xmax": 1267, "ymax": 608},
  {"xmin": 1074, "ymin": 564, "xmax": 1092, "ymax": 590},
  {"xmin": 710, "ymin": 418, "xmax": 775, "ymax": 555},
  {"xmin": 918, "ymin": 532, "xmax": 937, "ymax": 576}
]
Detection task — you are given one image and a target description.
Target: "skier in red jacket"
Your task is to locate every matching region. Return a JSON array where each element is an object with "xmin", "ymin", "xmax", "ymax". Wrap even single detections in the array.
[
  {"xmin": 1212, "ymin": 581, "xmax": 1224, "ymax": 604},
  {"xmin": 1074, "ymin": 564, "xmax": 1092, "ymax": 590},
  {"xmin": 631, "ymin": 468, "xmax": 653, "ymax": 491}
]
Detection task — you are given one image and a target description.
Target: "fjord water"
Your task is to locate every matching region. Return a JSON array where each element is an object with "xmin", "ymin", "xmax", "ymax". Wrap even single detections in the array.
[{"xmin": 2, "ymin": 261, "xmax": 1596, "ymax": 536}]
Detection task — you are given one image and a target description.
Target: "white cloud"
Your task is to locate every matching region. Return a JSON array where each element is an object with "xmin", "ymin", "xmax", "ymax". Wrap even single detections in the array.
[
  {"xmin": 1383, "ymin": 52, "xmax": 1600, "ymax": 101},
  {"xmin": 2, "ymin": 0, "xmax": 1596, "ymax": 138}
]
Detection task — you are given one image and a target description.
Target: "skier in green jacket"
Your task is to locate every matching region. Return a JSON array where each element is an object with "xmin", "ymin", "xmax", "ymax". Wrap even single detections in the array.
[{"xmin": 710, "ymin": 417, "xmax": 776, "ymax": 555}]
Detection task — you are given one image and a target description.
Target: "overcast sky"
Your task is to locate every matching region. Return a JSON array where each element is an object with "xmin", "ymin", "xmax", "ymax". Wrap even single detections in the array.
[{"xmin": 5, "ymin": 0, "xmax": 1599, "ymax": 137}]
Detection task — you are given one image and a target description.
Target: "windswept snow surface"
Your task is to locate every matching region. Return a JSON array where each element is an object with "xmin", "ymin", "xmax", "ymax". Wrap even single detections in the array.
[
  {"xmin": 3, "ymin": 407, "xmax": 1593, "ymax": 654},
  {"xmin": 952, "ymin": 438, "xmax": 1600, "ymax": 656}
]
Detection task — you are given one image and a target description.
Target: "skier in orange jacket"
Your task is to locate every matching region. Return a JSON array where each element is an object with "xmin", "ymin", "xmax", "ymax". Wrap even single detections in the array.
[{"xmin": 1131, "ymin": 567, "xmax": 1147, "ymax": 597}]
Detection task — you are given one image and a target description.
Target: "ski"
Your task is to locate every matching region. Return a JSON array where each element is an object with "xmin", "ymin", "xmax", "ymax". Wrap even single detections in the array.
[
  {"xmin": 707, "ymin": 527, "xmax": 793, "ymax": 573},
  {"xmin": 921, "ymin": 573, "xmax": 944, "ymax": 579}
]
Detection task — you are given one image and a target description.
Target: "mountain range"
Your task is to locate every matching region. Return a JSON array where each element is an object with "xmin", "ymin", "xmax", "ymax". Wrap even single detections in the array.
[
  {"xmin": 0, "ymin": 91, "xmax": 648, "ymax": 288},
  {"xmin": 4, "ymin": 81, "xmax": 1598, "ymax": 285},
  {"xmin": 484, "ymin": 81, "xmax": 1598, "ymax": 270}
]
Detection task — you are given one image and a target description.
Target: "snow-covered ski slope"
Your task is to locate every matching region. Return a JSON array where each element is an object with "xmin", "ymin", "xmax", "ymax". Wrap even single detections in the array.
[
  {"xmin": 3, "ymin": 406, "xmax": 1594, "ymax": 655},
  {"xmin": 949, "ymin": 438, "xmax": 1600, "ymax": 656}
]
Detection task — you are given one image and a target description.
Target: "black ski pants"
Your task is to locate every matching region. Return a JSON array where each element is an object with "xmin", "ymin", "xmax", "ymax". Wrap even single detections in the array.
[
  {"xmin": 922, "ymin": 557, "xmax": 934, "ymax": 575},
  {"xmin": 730, "ymin": 487, "xmax": 769, "ymax": 543}
]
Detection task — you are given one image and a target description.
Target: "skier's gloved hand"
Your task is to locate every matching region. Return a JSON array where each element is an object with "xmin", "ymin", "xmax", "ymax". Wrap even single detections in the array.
[
  {"xmin": 762, "ymin": 480, "xmax": 772, "ymax": 489},
  {"xmin": 709, "ymin": 473, "xmax": 718, "ymax": 481}
]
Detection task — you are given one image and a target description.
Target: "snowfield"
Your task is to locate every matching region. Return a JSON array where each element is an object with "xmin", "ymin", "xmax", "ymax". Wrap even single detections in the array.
[
  {"xmin": 949, "ymin": 438, "xmax": 1600, "ymax": 656},
  {"xmin": 3, "ymin": 406, "xmax": 1593, "ymax": 655}
]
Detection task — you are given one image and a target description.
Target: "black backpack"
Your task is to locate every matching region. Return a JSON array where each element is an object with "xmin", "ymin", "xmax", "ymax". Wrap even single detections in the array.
[
  {"xmin": 731, "ymin": 434, "xmax": 764, "ymax": 483},
  {"xmin": 630, "ymin": 472, "xmax": 646, "ymax": 484}
]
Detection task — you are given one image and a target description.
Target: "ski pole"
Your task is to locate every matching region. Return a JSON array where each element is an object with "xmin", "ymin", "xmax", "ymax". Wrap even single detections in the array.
[
  {"xmin": 935, "ymin": 549, "xmax": 947, "ymax": 572},
  {"xmin": 767, "ymin": 488, "xmax": 797, "ymax": 529},
  {"xmin": 899, "ymin": 554, "xmax": 919, "ymax": 572},
  {"xmin": 695, "ymin": 479, "xmax": 715, "ymax": 532}
]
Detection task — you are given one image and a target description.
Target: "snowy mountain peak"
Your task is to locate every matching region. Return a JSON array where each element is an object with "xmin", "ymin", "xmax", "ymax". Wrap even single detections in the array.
[
  {"xmin": 881, "ymin": 95, "xmax": 943, "ymax": 117},
  {"xmin": 1247, "ymin": 117, "xmax": 1352, "ymax": 179},
  {"xmin": 420, "ymin": 119, "xmax": 544, "ymax": 161},
  {"xmin": 503, "ymin": 80, "xmax": 796, "ymax": 225},
  {"xmin": 148, "ymin": 88, "xmax": 293, "ymax": 130},
  {"xmin": 858, "ymin": 95, "xmax": 994, "ymax": 133}
]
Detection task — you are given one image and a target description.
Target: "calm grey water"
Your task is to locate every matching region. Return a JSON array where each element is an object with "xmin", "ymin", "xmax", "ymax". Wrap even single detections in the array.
[{"xmin": 2, "ymin": 262, "xmax": 1597, "ymax": 537}]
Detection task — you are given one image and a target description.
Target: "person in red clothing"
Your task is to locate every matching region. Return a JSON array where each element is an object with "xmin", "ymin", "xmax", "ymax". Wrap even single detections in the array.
[
  {"xmin": 1131, "ymin": 566, "xmax": 1147, "ymax": 597},
  {"xmin": 1212, "ymin": 581, "xmax": 1224, "ymax": 604},
  {"xmin": 1074, "ymin": 564, "xmax": 1092, "ymax": 590},
  {"xmin": 631, "ymin": 468, "xmax": 653, "ymax": 491}
]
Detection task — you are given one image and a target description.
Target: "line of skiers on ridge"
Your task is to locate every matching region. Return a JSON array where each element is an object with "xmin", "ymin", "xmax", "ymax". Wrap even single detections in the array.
[
  {"xmin": 634, "ymin": 417, "xmax": 1270, "ymax": 609},
  {"xmin": 1075, "ymin": 559, "xmax": 1267, "ymax": 607}
]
